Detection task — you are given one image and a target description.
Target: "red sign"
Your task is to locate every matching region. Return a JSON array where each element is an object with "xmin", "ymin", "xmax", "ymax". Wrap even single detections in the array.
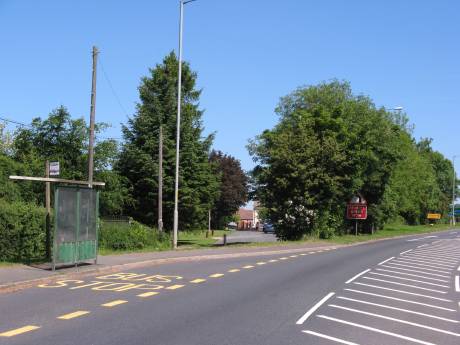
[{"xmin": 347, "ymin": 203, "xmax": 367, "ymax": 220}]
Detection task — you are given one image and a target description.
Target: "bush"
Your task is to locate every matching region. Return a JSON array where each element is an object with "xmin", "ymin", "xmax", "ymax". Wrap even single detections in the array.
[
  {"xmin": 0, "ymin": 199, "xmax": 47, "ymax": 262},
  {"xmin": 99, "ymin": 221, "xmax": 170, "ymax": 251}
]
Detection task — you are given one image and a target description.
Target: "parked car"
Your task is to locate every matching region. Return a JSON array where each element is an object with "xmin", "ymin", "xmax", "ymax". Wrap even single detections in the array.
[{"xmin": 263, "ymin": 223, "xmax": 275, "ymax": 234}]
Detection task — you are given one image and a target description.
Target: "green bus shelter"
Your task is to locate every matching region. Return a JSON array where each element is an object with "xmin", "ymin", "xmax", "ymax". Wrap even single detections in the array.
[{"xmin": 53, "ymin": 186, "xmax": 99, "ymax": 270}]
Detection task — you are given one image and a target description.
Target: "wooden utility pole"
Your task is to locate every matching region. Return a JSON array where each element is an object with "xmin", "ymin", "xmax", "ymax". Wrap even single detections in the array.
[
  {"xmin": 45, "ymin": 161, "xmax": 51, "ymax": 260},
  {"xmin": 88, "ymin": 46, "xmax": 98, "ymax": 188},
  {"xmin": 158, "ymin": 125, "xmax": 163, "ymax": 232}
]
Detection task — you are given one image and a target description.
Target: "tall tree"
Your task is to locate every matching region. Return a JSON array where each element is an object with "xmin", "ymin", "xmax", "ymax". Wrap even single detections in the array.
[
  {"xmin": 117, "ymin": 52, "xmax": 219, "ymax": 230},
  {"xmin": 209, "ymin": 150, "xmax": 248, "ymax": 229},
  {"xmin": 249, "ymin": 81, "xmax": 402, "ymax": 239}
]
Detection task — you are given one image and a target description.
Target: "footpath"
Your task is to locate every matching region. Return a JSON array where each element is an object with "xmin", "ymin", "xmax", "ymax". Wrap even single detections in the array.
[{"xmin": 0, "ymin": 241, "xmax": 337, "ymax": 293}]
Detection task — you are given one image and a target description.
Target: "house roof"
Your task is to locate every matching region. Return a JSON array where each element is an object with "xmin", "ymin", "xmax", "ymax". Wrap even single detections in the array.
[{"xmin": 238, "ymin": 208, "xmax": 254, "ymax": 220}]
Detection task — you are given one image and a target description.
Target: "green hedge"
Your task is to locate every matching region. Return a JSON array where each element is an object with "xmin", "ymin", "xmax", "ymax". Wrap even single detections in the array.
[
  {"xmin": 99, "ymin": 221, "xmax": 170, "ymax": 251},
  {"xmin": 0, "ymin": 199, "xmax": 47, "ymax": 262}
]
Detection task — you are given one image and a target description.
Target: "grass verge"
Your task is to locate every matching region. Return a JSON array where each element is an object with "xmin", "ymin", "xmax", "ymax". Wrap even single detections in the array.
[{"xmin": 323, "ymin": 223, "xmax": 453, "ymax": 245}]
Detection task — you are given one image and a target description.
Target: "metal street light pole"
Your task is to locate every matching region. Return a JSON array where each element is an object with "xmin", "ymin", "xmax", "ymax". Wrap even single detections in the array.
[
  {"xmin": 173, "ymin": 0, "xmax": 196, "ymax": 249},
  {"xmin": 452, "ymin": 155, "xmax": 457, "ymax": 226}
]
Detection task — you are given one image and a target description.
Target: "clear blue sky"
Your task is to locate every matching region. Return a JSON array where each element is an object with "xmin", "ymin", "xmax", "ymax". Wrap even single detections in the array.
[{"xmin": 1, "ymin": 0, "xmax": 459, "ymax": 172}]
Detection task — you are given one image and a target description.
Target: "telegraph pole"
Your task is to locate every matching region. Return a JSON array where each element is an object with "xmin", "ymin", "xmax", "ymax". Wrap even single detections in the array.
[
  {"xmin": 88, "ymin": 46, "xmax": 98, "ymax": 188},
  {"xmin": 158, "ymin": 125, "xmax": 163, "ymax": 232}
]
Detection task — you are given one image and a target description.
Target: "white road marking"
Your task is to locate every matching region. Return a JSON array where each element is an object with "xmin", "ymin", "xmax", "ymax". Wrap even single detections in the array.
[
  {"xmin": 384, "ymin": 262, "xmax": 451, "ymax": 275},
  {"xmin": 344, "ymin": 288, "xmax": 456, "ymax": 311},
  {"xmin": 375, "ymin": 268, "xmax": 449, "ymax": 282},
  {"xmin": 345, "ymin": 269, "xmax": 370, "ymax": 284},
  {"xmin": 458, "ymin": 266, "xmax": 460, "ymax": 271},
  {"xmin": 393, "ymin": 259, "xmax": 453, "ymax": 272},
  {"xmin": 362, "ymin": 277, "xmax": 447, "ymax": 293},
  {"xmin": 395, "ymin": 257, "xmax": 455, "ymax": 269},
  {"xmin": 400, "ymin": 249, "xmax": 413, "ymax": 255},
  {"xmin": 336, "ymin": 296, "xmax": 459, "ymax": 323},
  {"xmin": 378, "ymin": 257, "xmax": 394, "ymax": 266},
  {"xmin": 302, "ymin": 330, "xmax": 360, "ymax": 345},
  {"xmin": 296, "ymin": 292, "xmax": 335, "ymax": 325},
  {"xmin": 412, "ymin": 249, "xmax": 460, "ymax": 257},
  {"xmin": 417, "ymin": 244, "xmax": 429, "ymax": 248},
  {"xmin": 381, "ymin": 264, "xmax": 451, "ymax": 278},
  {"xmin": 401, "ymin": 254, "xmax": 458, "ymax": 264},
  {"xmin": 328, "ymin": 304, "xmax": 460, "ymax": 337},
  {"xmin": 368, "ymin": 272, "xmax": 449, "ymax": 288},
  {"xmin": 317, "ymin": 315, "xmax": 435, "ymax": 345},
  {"xmin": 456, "ymin": 275, "xmax": 460, "ymax": 292},
  {"xmin": 407, "ymin": 235, "xmax": 438, "ymax": 242},
  {"xmin": 353, "ymin": 282, "xmax": 452, "ymax": 302}
]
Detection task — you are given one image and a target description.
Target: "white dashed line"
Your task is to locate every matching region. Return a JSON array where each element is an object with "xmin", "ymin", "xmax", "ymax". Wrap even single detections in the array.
[
  {"xmin": 455, "ymin": 275, "xmax": 460, "ymax": 292},
  {"xmin": 378, "ymin": 257, "xmax": 394, "ymax": 265},
  {"xmin": 345, "ymin": 269, "xmax": 370, "ymax": 284},
  {"xmin": 400, "ymin": 249, "xmax": 413, "ymax": 255},
  {"xmin": 296, "ymin": 292, "xmax": 335, "ymax": 325}
]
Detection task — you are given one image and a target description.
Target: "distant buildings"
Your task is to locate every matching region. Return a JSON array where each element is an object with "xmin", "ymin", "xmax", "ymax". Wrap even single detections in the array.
[{"xmin": 236, "ymin": 208, "xmax": 260, "ymax": 230}]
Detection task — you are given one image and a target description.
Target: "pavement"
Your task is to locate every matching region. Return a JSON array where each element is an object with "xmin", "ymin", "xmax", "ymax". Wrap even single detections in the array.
[
  {"xmin": 0, "ymin": 229, "xmax": 459, "ymax": 345},
  {"xmin": 214, "ymin": 230, "xmax": 277, "ymax": 245}
]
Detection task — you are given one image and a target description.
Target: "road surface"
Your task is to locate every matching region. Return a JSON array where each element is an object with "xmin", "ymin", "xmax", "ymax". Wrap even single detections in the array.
[{"xmin": 1, "ymin": 229, "xmax": 459, "ymax": 345}]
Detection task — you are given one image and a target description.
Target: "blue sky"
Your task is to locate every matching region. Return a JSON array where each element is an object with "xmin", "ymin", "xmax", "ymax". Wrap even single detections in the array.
[{"xmin": 0, "ymin": 0, "xmax": 459, "ymax": 172}]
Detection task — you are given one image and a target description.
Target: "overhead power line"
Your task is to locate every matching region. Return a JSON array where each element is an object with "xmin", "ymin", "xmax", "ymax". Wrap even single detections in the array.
[
  {"xmin": 0, "ymin": 116, "xmax": 32, "ymax": 128},
  {"xmin": 98, "ymin": 57, "xmax": 130, "ymax": 119}
]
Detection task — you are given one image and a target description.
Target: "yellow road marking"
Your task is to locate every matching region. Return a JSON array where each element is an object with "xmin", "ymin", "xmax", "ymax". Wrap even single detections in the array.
[
  {"xmin": 279, "ymin": 257, "xmax": 288, "ymax": 260},
  {"xmin": 256, "ymin": 262, "xmax": 266, "ymax": 265},
  {"xmin": 268, "ymin": 259, "xmax": 278, "ymax": 262},
  {"xmin": 166, "ymin": 284, "xmax": 185, "ymax": 290},
  {"xmin": 137, "ymin": 291, "xmax": 159, "ymax": 298},
  {"xmin": 0, "ymin": 325, "xmax": 40, "ymax": 337},
  {"xmin": 228, "ymin": 269, "xmax": 240, "ymax": 272},
  {"xmin": 209, "ymin": 273, "xmax": 224, "ymax": 278},
  {"xmin": 243, "ymin": 265, "xmax": 254, "ymax": 269},
  {"xmin": 101, "ymin": 300, "xmax": 128, "ymax": 307},
  {"xmin": 190, "ymin": 278, "xmax": 206, "ymax": 283},
  {"xmin": 57, "ymin": 311, "xmax": 90, "ymax": 320}
]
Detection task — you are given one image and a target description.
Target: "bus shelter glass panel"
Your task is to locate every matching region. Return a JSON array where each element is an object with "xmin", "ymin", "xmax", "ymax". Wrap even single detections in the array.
[{"xmin": 53, "ymin": 186, "xmax": 99, "ymax": 269}]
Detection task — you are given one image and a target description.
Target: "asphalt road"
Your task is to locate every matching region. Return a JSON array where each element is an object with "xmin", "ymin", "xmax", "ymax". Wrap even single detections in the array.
[{"xmin": 1, "ymin": 229, "xmax": 459, "ymax": 345}]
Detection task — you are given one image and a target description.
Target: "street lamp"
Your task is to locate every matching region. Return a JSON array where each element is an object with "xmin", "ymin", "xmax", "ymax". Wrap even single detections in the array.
[
  {"xmin": 173, "ymin": 0, "xmax": 196, "ymax": 249},
  {"xmin": 452, "ymin": 155, "xmax": 457, "ymax": 226}
]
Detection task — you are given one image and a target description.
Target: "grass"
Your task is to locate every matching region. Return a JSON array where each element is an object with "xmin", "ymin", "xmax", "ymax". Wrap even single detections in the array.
[
  {"xmin": 324, "ymin": 223, "xmax": 453, "ymax": 245},
  {"xmin": 98, "ymin": 229, "xmax": 231, "ymax": 254},
  {"xmin": 0, "ymin": 261, "xmax": 21, "ymax": 267},
  {"xmin": 177, "ymin": 230, "xmax": 232, "ymax": 249}
]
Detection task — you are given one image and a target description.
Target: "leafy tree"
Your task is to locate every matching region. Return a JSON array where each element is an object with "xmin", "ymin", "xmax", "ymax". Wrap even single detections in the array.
[
  {"xmin": 249, "ymin": 81, "xmax": 402, "ymax": 239},
  {"xmin": 12, "ymin": 106, "xmax": 121, "ymax": 209},
  {"xmin": 117, "ymin": 52, "xmax": 220, "ymax": 230},
  {"xmin": 209, "ymin": 150, "xmax": 248, "ymax": 229}
]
